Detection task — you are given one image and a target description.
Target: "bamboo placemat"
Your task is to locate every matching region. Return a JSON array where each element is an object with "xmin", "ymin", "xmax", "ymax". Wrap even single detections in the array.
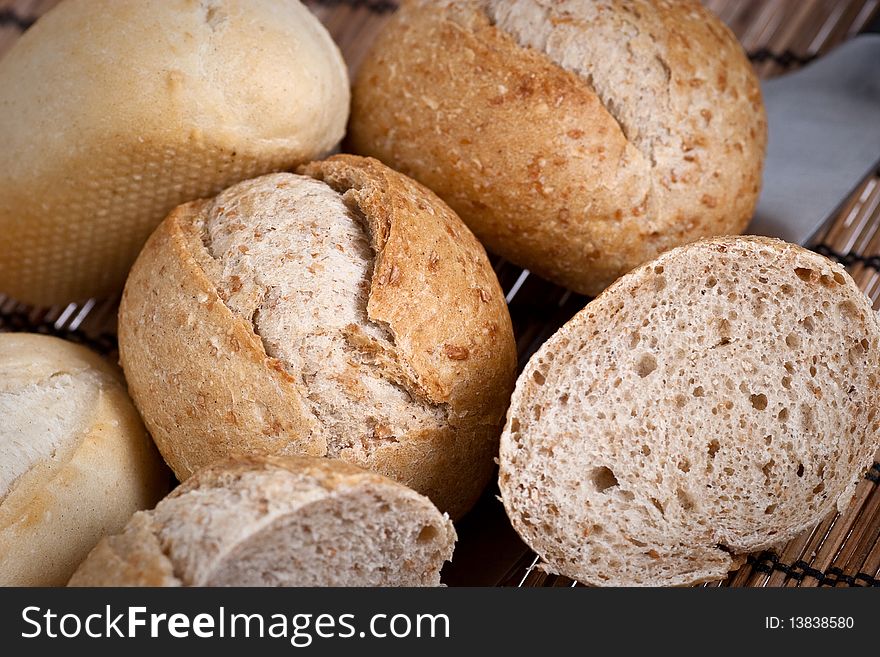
[{"xmin": 1, "ymin": 0, "xmax": 878, "ymax": 588}]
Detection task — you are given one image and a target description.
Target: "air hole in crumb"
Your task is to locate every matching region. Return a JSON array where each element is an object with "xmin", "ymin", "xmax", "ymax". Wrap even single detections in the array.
[
  {"xmin": 590, "ymin": 467, "xmax": 619, "ymax": 493},
  {"xmin": 796, "ymin": 463, "xmax": 804, "ymax": 477},
  {"xmin": 777, "ymin": 408, "xmax": 789, "ymax": 422},
  {"xmin": 532, "ymin": 370, "xmax": 546, "ymax": 385},
  {"xmin": 809, "ymin": 365, "xmax": 817, "ymax": 377},
  {"xmin": 750, "ymin": 393, "xmax": 768, "ymax": 410},
  {"xmin": 636, "ymin": 353, "xmax": 657, "ymax": 377},
  {"xmin": 706, "ymin": 276, "xmax": 717, "ymax": 288},
  {"xmin": 833, "ymin": 272, "xmax": 846, "ymax": 285},
  {"xmin": 654, "ymin": 265, "xmax": 664, "ymax": 274},
  {"xmin": 629, "ymin": 332, "xmax": 640, "ymax": 348},
  {"xmin": 780, "ymin": 283, "xmax": 794, "ymax": 296},
  {"xmin": 794, "ymin": 267, "xmax": 815, "ymax": 283},
  {"xmin": 693, "ymin": 386, "xmax": 704, "ymax": 397},
  {"xmin": 764, "ymin": 504, "xmax": 777, "ymax": 515},
  {"xmin": 781, "ymin": 376, "xmax": 792, "ymax": 389},
  {"xmin": 676, "ymin": 488, "xmax": 695, "ymax": 511},
  {"xmin": 707, "ymin": 440, "xmax": 720, "ymax": 458},
  {"xmin": 813, "ymin": 482, "xmax": 825, "ymax": 494},
  {"xmin": 509, "ymin": 418, "xmax": 520, "ymax": 433},
  {"xmin": 838, "ymin": 300, "xmax": 860, "ymax": 321},
  {"xmin": 417, "ymin": 525, "xmax": 439, "ymax": 543},
  {"xmin": 785, "ymin": 333, "xmax": 801, "ymax": 349},
  {"xmin": 641, "ymin": 445, "xmax": 651, "ymax": 456},
  {"xmin": 800, "ymin": 316, "xmax": 815, "ymax": 333},
  {"xmin": 650, "ymin": 498, "xmax": 665, "ymax": 515},
  {"xmin": 559, "ymin": 393, "xmax": 569, "ymax": 405},
  {"xmin": 678, "ymin": 459, "xmax": 691, "ymax": 473}
]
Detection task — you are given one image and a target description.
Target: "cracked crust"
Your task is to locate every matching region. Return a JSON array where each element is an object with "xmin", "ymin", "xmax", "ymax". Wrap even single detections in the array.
[
  {"xmin": 499, "ymin": 237, "xmax": 880, "ymax": 586},
  {"xmin": 0, "ymin": 334, "xmax": 169, "ymax": 586},
  {"xmin": 349, "ymin": 0, "xmax": 766, "ymax": 295},
  {"xmin": 68, "ymin": 455, "xmax": 457, "ymax": 587},
  {"xmin": 118, "ymin": 155, "xmax": 516, "ymax": 519}
]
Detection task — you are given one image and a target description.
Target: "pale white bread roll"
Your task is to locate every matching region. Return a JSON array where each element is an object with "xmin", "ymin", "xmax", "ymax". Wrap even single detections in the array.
[
  {"xmin": 69, "ymin": 455, "xmax": 457, "ymax": 587},
  {"xmin": 118, "ymin": 155, "xmax": 517, "ymax": 520},
  {"xmin": 499, "ymin": 237, "xmax": 880, "ymax": 586},
  {"xmin": 0, "ymin": 0, "xmax": 349, "ymax": 306},
  {"xmin": 0, "ymin": 333, "xmax": 169, "ymax": 586}
]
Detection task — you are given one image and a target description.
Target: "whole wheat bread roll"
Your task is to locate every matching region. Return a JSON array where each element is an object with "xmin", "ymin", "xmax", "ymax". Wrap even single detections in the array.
[
  {"xmin": 69, "ymin": 455, "xmax": 456, "ymax": 587},
  {"xmin": 499, "ymin": 237, "xmax": 880, "ymax": 586},
  {"xmin": 118, "ymin": 155, "xmax": 517, "ymax": 519},
  {"xmin": 350, "ymin": 0, "xmax": 766, "ymax": 295},
  {"xmin": 0, "ymin": 334, "xmax": 169, "ymax": 586},
  {"xmin": 0, "ymin": 0, "xmax": 349, "ymax": 306}
]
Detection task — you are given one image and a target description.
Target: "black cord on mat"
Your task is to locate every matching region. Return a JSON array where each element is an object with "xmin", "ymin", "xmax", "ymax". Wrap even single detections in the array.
[
  {"xmin": 305, "ymin": 0, "xmax": 399, "ymax": 13},
  {"xmin": 0, "ymin": 8, "xmax": 35, "ymax": 30},
  {"xmin": 812, "ymin": 244, "xmax": 880, "ymax": 272},
  {"xmin": 747, "ymin": 551, "xmax": 879, "ymax": 587},
  {"xmin": 747, "ymin": 48, "xmax": 817, "ymax": 68},
  {"xmin": 0, "ymin": 313, "xmax": 117, "ymax": 355}
]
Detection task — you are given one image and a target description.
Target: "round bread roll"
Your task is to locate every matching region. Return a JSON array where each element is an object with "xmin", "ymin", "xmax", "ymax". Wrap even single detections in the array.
[
  {"xmin": 499, "ymin": 237, "xmax": 880, "ymax": 586},
  {"xmin": 118, "ymin": 155, "xmax": 517, "ymax": 519},
  {"xmin": 0, "ymin": 333, "xmax": 169, "ymax": 586},
  {"xmin": 350, "ymin": 0, "xmax": 767, "ymax": 295},
  {"xmin": 0, "ymin": 0, "xmax": 349, "ymax": 306},
  {"xmin": 69, "ymin": 455, "xmax": 456, "ymax": 586}
]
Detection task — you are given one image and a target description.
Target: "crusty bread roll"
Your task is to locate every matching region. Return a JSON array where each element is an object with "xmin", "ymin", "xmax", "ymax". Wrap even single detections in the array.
[
  {"xmin": 350, "ymin": 0, "xmax": 766, "ymax": 295},
  {"xmin": 0, "ymin": 0, "xmax": 349, "ymax": 306},
  {"xmin": 69, "ymin": 455, "xmax": 456, "ymax": 587},
  {"xmin": 0, "ymin": 333, "xmax": 169, "ymax": 586},
  {"xmin": 118, "ymin": 155, "xmax": 517, "ymax": 519},
  {"xmin": 499, "ymin": 237, "xmax": 880, "ymax": 586}
]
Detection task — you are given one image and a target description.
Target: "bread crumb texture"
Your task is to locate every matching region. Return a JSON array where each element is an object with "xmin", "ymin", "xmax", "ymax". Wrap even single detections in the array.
[
  {"xmin": 499, "ymin": 237, "xmax": 880, "ymax": 586},
  {"xmin": 69, "ymin": 456, "xmax": 457, "ymax": 587},
  {"xmin": 350, "ymin": 0, "xmax": 766, "ymax": 295}
]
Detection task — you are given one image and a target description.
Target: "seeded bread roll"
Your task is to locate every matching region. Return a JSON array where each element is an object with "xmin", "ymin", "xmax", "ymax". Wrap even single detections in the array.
[
  {"xmin": 118, "ymin": 155, "xmax": 517, "ymax": 519},
  {"xmin": 499, "ymin": 237, "xmax": 880, "ymax": 586},
  {"xmin": 69, "ymin": 455, "xmax": 456, "ymax": 587},
  {"xmin": 0, "ymin": 334, "xmax": 169, "ymax": 586},
  {"xmin": 350, "ymin": 0, "xmax": 766, "ymax": 295},
  {"xmin": 0, "ymin": 0, "xmax": 349, "ymax": 306}
]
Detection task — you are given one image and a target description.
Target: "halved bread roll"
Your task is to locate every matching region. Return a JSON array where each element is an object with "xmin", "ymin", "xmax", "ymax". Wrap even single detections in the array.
[
  {"xmin": 0, "ymin": 334, "xmax": 169, "ymax": 586},
  {"xmin": 499, "ymin": 237, "xmax": 880, "ymax": 586},
  {"xmin": 68, "ymin": 455, "xmax": 456, "ymax": 587},
  {"xmin": 118, "ymin": 155, "xmax": 517, "ymax": 519}
]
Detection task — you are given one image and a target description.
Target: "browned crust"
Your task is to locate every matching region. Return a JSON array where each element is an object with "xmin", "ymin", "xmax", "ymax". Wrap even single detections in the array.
[
  {"xmin": 349, "ymin": 1, "xmax": 766, "ymax": 295},
  {"xmin": 119, "ymin": 155, "xmax": 516, "ymax": 518},
  {"xmin": 69, "ymin": 455, "xmax": 457, "ymax": 587}
]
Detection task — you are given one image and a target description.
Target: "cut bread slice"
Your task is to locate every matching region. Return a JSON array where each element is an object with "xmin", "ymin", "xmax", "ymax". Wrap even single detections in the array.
[
  {"xmin": 69, "ymin": 455, "xmax": 456, "ymax": 587},
  {"xmin": 499, "ymin": 236, "xmax": 880, "ymax": 586}
]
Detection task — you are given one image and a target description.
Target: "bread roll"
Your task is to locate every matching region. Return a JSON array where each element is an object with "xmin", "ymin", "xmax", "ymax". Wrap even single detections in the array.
[
  {"xmin": 118, "ymin": 155, "xmax": 517, "ymax": 519},
  {"xmin": 499, "ymin": 237, "xmax": 880, "ymax": 586},
  {"xmin": 0, "ymin": 333, "xmax": 169, "ymax": 586},
  {"xmin": 69, "ymin": 455, "xmax": 456, "ymax": 586},
  {"xmin": 350, "ymin": 0, "xmax": 766, "ymax": 295},
  {"xmin": 0, "ymin": 0, "xmax": 349, "ymax": 306}
]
